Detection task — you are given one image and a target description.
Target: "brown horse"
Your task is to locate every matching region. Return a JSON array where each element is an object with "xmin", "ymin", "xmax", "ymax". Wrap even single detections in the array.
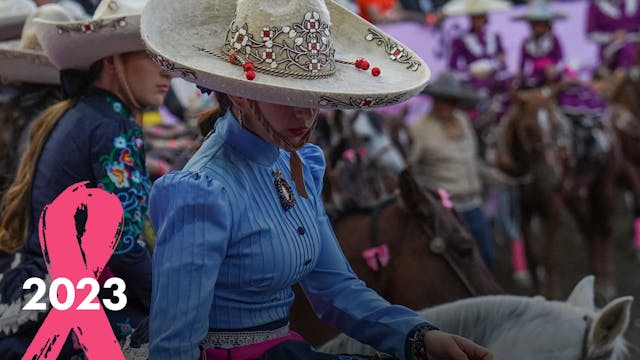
[
  {"xmin": 290, "ymin": 170, "xmax": 503, "ymax": 345},
  {"xmin": 497, "ymin": 87, "xmax": 629, "ymax": 299}
]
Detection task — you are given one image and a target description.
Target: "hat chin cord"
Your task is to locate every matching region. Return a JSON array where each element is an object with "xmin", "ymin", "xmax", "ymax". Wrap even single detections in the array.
[
  {"xmin": 113, "ymin": 54, "xmax": 145, "ymax": 124},
  {"xmin": 246, "ymin": 101, "xmax": 318, "ymax": 199}
]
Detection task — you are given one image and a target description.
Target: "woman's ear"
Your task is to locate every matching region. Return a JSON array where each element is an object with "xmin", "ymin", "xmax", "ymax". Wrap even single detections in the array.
[{"xmin": 101, "ymin": 56, "xmax": 116, "ymax": 74}]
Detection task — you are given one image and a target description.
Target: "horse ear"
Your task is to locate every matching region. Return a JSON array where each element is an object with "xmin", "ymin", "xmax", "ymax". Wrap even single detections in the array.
[
  {"xmin": 588, "ymin": 296, "xmax": 633, "ymax": 355},
  {"xmin": 399, "ymin": 169, "xmax": 433, "ymax": 218},
  {"xmin": 566, "ymin": 275, "xmax": 596, "ymax": 311}
]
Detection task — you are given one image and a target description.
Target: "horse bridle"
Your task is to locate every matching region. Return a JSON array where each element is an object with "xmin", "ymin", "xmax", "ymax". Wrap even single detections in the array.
[
  {"xmin": 580, "ymin": 315, "xmax": 615, "ymax": 360},
  {"xmin": 368, "ymin": 195, "xmax": 479, "ymax": 297}
]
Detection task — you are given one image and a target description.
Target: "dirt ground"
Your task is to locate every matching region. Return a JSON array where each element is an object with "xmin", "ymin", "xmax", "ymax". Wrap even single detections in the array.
[{"xmin": 491, "ymin": 195, "xmax": 640, "ymax": 358}]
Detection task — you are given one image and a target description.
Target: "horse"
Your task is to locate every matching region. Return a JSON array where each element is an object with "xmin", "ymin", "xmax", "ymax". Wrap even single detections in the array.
[
  {"xmin": 497, "ymin": 87, "xmax": 628, "ymax": 300},
  {"xmin": 290, "ymin": 170, "xmax": 504, "ymax": 345},
  {"xmin": 320, "ymin": 276, "xmax": 633, "ymax": 360},
  {"xmin": 315, "ymin": 109, "xmax": 408, "ymax": 213}
]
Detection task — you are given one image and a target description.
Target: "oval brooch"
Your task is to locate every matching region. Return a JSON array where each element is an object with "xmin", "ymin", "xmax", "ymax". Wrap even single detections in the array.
[{"xmin": 273, "ymin": 170, "xmax": 295, "ymax": 211}]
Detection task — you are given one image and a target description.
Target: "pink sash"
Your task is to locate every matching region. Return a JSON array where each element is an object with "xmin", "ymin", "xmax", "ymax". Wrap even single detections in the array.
[{"xmin": 200, "ymin": 331, "xmax": 304, "ymax": 360}]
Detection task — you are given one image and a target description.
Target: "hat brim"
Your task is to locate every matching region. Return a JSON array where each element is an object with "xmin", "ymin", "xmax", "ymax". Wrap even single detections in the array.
[
  {"xmin": 513, "ymin": 14, "xmax": 566, "ymax": 22},
  {"xmin": 443, "ymin": 0, "xmax": 511, "ymax": 16},
  {"xmin": 141, "ymin": 0, "xmax": 431, "ymax": 110},
  {"xmin": 33, "ymin": 14, "xmax": 144, "ymax": 71},
  {"xmin": 0, "ymin": 40, "xmax": 58, "ymax": 84},
  {"xmin": 0, "ymin": 16, "xmax": 28, "ymax": 41},
  {"xmin": 422, "ymin": 87, "xmax": 482, "ymax": 103}
]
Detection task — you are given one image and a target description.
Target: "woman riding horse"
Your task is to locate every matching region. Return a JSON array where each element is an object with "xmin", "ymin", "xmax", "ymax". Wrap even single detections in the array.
[{"xmin": 140, "ymin": 0, "xmax": 492, "ymax": 359}]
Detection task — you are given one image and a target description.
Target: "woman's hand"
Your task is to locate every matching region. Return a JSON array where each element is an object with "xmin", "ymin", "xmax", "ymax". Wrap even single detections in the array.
[{"xmin": 423, "ymin": 330, "xmax": 492, "ymax": 360}]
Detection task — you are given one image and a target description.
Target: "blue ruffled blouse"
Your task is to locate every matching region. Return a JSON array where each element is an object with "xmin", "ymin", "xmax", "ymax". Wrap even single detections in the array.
[{"xmin": 149, "ymin": 110, "xmax": 430, "ymax": 360}]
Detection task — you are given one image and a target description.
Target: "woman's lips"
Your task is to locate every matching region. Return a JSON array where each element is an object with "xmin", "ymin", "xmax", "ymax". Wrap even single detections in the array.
[
  {"xmin": 157, "ymin": 84, "xmax": 170, "ymax": 92},
  {"xmin": 288, "ymin": 127, "xmax": 308, "ymax": 136}
]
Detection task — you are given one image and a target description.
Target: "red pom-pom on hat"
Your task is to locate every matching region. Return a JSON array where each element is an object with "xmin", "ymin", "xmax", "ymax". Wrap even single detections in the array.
[
  {"xmin": 243, "ymin": 61, "xmax": 255, "ymax": 72},
  {"xmin": 372, "ymin": 67, "xmax": 381, "ymax": 77}
]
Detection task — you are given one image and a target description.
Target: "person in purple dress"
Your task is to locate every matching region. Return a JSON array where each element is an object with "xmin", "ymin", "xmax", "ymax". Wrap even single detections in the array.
[
  {"xmin": 515, "ymin": 1, "xmax": 608, "ymax": 116},
  {"xmin": 587, "ymin": 0, "xmax": 640, "ymax": 73},
  {"xmin": 517, "ymin": 1, "xmax": 610, "ymax": 174},
  {"xmin": 514, "ymin": 0, "xmax": 565, "ymax": 89},
  {"xmin": 443, "ymin": 0, "xmax": 512, "ymax": 95}
]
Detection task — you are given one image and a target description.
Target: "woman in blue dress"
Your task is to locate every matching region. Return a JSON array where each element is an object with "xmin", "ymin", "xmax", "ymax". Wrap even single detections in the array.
[
  {"xmin": 140, "ymin": 0, "xmax": 493, "ymax": 359},
  {"xmin": 0, "ymin": 0, "xmax": 171, "ymax": 358}
]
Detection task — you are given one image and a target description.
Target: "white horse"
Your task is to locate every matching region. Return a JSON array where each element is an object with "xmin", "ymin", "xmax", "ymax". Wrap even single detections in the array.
[{"xmin": 320, "ymin": 276, "xmax": 633, "ymax": 360}]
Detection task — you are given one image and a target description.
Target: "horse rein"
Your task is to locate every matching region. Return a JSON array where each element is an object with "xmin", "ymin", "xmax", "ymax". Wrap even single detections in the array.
[
  {"xmin": 368, "ymin": 195, "xmax": 479, "ymax": 297},
  {"xmin": 580, "ymin": 315, "xmax": 614, "ymax": 360}
]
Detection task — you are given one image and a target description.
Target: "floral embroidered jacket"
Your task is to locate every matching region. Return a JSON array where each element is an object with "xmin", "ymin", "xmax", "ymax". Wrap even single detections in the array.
[{"xmin": 0, "ymin": 87, "xmax": 151, "ymax": 341}]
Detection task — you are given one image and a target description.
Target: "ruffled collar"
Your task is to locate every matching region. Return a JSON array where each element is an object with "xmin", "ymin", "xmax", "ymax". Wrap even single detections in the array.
[{"xmin": 218, "ymin": 109, "xmax": 280, "ymax": 166}]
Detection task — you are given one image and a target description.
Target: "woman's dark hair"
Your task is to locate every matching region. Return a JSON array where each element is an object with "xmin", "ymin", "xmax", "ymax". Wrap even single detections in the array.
[
  {"xmin": 60, "ymin": 60, "xmax": 104, "ymax": 99},
  {"xmin": 197, "ymin": 92, "xmax": 232, "ymax": 136}
]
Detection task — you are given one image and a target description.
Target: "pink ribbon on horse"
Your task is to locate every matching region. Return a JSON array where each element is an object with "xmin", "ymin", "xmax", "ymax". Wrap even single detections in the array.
[
  {"xmin": 437, "ymin": 188, "xmax": 454, "ymax": 210},
  {"xmin": 361, "ymin": 244, "xmax": 390, "ymax": 271},
  {"xmin": 23, "ymin": 182, "xmax": 125, "ymax": 360},
  {"xmin": 342, "ymin": 149, "xmax": 357, "ymax": 163}
]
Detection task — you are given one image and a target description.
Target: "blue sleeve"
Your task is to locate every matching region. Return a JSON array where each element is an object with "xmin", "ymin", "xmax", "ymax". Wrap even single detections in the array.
[
  {"xmin": 90, "ymin": 122, "xmax": 152, "ymax": 311},
  {"xmin": 148, "ymin": 171, "xmax": 231, "ymax": 360},
  {"xmin": 298, "ymin": 145, "xmax": 431, "ymax": 360}
]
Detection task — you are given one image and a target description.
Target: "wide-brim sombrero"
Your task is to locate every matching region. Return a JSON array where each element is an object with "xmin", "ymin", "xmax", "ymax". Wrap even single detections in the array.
[
  {"xmin": 0, "ymin": 4, "xmax": 75, "ymax": 84},
  {"xmin": 33, "ymin": 0, "xmax": 146, "ymax": 71},
  {"xmin": 0, "ymin": 40, "xmax": 57, "ymax": 84},
  {"xmin": 0, "ymin": 0, "xmax": 36, "ymax": 41},
  {"xmin": 442, "ymin": 0, "xmax": 512, "ymax": 16},
  {"xmin": 141, "ymin": 0, "xmax": 431, "ymax": 110},
  {"xmin": 421, "ymin": 71, "xmax": 483, "ymax": 103},
  {"xmin": 513, "ymin": 2, "xmax": 566, "ymax": 22}
]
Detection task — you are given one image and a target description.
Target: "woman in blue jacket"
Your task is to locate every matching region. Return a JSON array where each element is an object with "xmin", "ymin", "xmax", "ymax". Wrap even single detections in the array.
[{"xmin": 141, "ymin": 0, "xmax": 492, "ymax": 359}]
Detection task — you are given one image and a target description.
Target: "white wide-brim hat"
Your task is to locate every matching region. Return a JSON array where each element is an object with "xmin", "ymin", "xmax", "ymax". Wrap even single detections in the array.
[
  {"xmin": 0, "ymin": 0, "xmax": 36, "ymax": 41},
  {"xmin": 513, "ymin": 1, "xmax": 566, "ymax": 22},
  {"xmin": 141, "ymin": 0, "xmax": 431, "ymax": 110},
  {"xmin": 443, "ymin": 0, "xmax": 512, "ymax": 16},
  {"xmin": 34, "ymin": 0, "xmax": 147, "ymax": 71},
  {"xmin": 0, "ymin": 4, "xmax": 73, "ymax": 84}
]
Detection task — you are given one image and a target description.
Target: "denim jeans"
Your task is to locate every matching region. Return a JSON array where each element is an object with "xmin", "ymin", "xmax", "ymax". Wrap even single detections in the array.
[{"xmin": 460, "ymin": 207, "xmax": 495, "ymax": 269}]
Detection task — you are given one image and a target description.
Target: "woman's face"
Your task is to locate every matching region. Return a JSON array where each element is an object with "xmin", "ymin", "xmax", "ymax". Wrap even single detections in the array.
[
  {"xmin": 256, "ymin": 102, "xmax": 318, "ymax": 145},
  {"xmin": 530, "ymin": 21, "xmax": 550, "ymax": 37},
  {"xmin": 120, "ymin": 51, "xmax": 172, "ymax": 108},
  {"xmin": 470, "ymin": 14, "xmax": 488, "ymax": 31}
]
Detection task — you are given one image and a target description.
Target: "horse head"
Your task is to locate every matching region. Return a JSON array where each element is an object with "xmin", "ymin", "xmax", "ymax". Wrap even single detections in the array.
[{"xmin": 390, "ymin": 169, "xmax": 503, "ymax": 304}]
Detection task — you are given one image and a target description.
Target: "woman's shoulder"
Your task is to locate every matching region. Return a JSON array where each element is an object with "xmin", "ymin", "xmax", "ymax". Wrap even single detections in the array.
[
  {"xmin": 299, "ymin": 143, "xmax": 325, "ymax": 168},
  {"xmin": 152, "ymin": 170, "xmax": 227, "ymax": 194},
  {"xmin": 298, "ymin": 143, "xmax": 326, "ymax": 194}
]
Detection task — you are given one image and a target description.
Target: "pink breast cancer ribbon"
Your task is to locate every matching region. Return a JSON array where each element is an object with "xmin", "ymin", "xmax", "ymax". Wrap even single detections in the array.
[
  {"xmin": 362, "ymin": 244, "xmax": 390, "ymax": 271},
  {"xmin": 22, "ymin": 182, "xmax": 125, "ymax": 360}
]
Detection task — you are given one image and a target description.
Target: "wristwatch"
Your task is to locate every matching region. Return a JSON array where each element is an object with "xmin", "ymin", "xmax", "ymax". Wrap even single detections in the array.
[{"xmin": 406, "ymin": 323, "xmax": 440, "ymax": 360}]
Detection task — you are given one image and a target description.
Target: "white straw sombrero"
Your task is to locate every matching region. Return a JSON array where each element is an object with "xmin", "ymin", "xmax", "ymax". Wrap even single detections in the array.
[
  {"xmin": 0, "ymin": 0, "xmax": 36, "ymax": 41},
  {"xmin": 0, "ymin": 4, "xmax": 73, "ymax": 84},
  {"xmin": 33, "ymin": 0, "xmax": 146, "ymax": 71},
  {"xmin": 442, "ymin": 0, "xmax": 512, "ymax": 16},
  {"xmin": 141, "ymin": 0, "xmax": 431, "ymax": 110},
  {"xmin": 513, "ymin": 0, "xmax": 566, "ymax": 22}
]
